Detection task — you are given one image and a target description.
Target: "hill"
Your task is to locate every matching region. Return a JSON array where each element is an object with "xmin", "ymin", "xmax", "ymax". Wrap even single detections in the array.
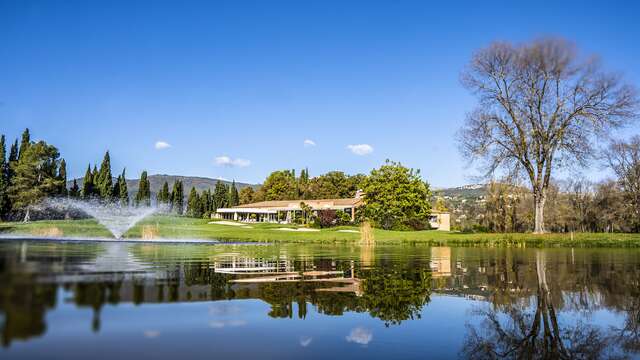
[{"xmin": 68, "ymin": 174, "xmax": 259, "ymax": 199}]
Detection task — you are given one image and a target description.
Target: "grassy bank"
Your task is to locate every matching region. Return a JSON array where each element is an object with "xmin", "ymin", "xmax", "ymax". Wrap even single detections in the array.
[{"xmin": 2, "ymin": 215, "xmax": 640, "ymax": 247}]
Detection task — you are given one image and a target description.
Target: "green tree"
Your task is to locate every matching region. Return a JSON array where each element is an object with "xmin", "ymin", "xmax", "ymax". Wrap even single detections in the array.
[
  {"xmin": 18, "ymin": 128, "xmax": 30, "ymax": 160},
  {"xmin": 8, "ymin": 141, "xmax": 63, "ymax": 221},
  {"xmin": 118, "ymin": 169, "xmax": 129, "ymax": 205},
  {"xmin": 96, "ymin": 151, "xmax": 113, "ymax": 200},
  {"xmin": 81, "ymin": 164, "xmax": 94, "ymax": 199},
  {"xmin": 171, "ymin": 180, "xmax": 184, "ymax": 214},
  {"xmin": 239, "ymin": 186, "xmax": 255, "ymax": 204},
  {"xmin": 228, "ymin": 181, "xmax": 239, "ymax": 207},
  {"xmin": 135, "ymin": 171, "xmax": 151, "ymax": 206},
  {"xmin": 156, "ymin": 181, "xmax": 170, "ymax": 205},
  {"xmin": 186, "ymin": 187, "xmax": 202, "ymax": 218},
  {"xmin": 361, "ymin": 160, "xmax": 432, "ymax": 230},
  {"xmin": 69, "ymin": 179, "xmax": 81, "ymax": 198},
  {"xmin": 57, "ymin": 159, "xmax": 68, "ymax": 196},
  {"xmin": 213, "ymin": 181, "xmax": 229, "ymax": 209},
  {"xmin": 0, "ymin": 135, "xmax": 9, "ymax": 219},
  {"xmin": 308, "ymin": 171, "xmax": 364, "ymax": 199},
  {"xmin": 257, "ymin": 170, "xmax": 297, "ymax": 201},
  {"xmin": 200, "ymin": 189, "xmax": 212, "ymax": 218}
]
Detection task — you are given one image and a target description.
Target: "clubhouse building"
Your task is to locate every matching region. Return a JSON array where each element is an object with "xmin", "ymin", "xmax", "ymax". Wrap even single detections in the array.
[{"xmin": 213, "ymin": 195, "xmax": 451, "ymax": 231}]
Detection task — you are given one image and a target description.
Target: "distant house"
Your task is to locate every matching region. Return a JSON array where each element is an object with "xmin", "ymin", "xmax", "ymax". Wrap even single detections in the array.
[
  {"xmin": 214, "ymin": 197, "xmax": 451, "ymax": 231},
  {"xmin": 429, "ymin": 211, "xmax": 451, "ymax": 231},
  {"xmin": 214, "ymin": 198, "xmax": 363, "ymax": 223}
]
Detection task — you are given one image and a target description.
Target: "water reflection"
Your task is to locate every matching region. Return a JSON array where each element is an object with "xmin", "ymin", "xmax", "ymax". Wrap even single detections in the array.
[{"xmin": 1, "ymin": 240, "xmax": 640, "ymax": 358}]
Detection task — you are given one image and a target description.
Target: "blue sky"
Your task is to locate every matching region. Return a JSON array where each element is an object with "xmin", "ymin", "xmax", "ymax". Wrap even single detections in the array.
[{"xmin": 1, "ymin": 0, "xmax": 639, "ymax": 186}]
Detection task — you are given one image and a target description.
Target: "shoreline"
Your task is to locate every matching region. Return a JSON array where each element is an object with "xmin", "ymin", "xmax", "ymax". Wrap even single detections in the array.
[{"xmin": 3, "ymin": 217, "xmax": 640, "ymax": 248}]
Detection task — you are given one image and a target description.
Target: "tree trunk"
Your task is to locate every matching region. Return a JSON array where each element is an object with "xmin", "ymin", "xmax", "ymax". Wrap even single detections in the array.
[
  {"xmin": 534, "ymin": 191, "xmax": 546, "ymax": 234},
  {"xmin": 23, "ymin": 208, "xmax": 31, "ymax": 223}
]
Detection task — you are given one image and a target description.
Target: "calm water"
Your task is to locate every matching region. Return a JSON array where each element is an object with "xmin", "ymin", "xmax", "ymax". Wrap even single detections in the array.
[{"xmin": 1, "ymin": 239, "xmax": 639, "ymax": 359}]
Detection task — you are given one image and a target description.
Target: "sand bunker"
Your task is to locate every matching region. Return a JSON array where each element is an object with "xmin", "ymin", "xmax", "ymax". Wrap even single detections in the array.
[
  {"xmin": 276, "ymin": 228, "xmax": 320, "ymax": 232},
  {"xmin": 337, "ymin": 229, "xmax": 359, "ymax": 233}
]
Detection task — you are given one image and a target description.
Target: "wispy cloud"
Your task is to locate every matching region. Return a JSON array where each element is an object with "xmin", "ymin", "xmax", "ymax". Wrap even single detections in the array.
[
  {"xmin": 347, "ymin": 144, "xmax": 374, "ymax": 156},
  {"xmin": 346, "ymin": 327, "xmax": 373, "ymax": 345},
  {"xmin": 303, "ymin": 139, "xmax": 316, "ymax": 147},
  {"xmin": 215, "ymin": 156, "xmax": 251, "ymax": 168},
  {"xmin": 154, "ymin": 141, "xmax": 171, "ymax": 150}
]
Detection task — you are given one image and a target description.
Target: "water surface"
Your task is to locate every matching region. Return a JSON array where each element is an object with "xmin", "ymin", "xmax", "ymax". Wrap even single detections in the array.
[{"xmin": 1, "ymin": 239, "xmax": 639, "ymax": 359}]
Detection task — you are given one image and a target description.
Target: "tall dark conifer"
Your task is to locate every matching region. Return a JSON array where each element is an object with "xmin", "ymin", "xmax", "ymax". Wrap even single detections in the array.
[
  {"xmin": 157, "ymin": 181, "xmax": 170, "ymax": 205},
  {"xmin": 96, "ymin": 151, "xmax": 113, "ymax": 200},
  {"xmin": 135, "ymin": 171, "xmax": 151, "ymax": 206},
  {"xmin": 171, "ymin": 181, "xmax": 184, "ymax": 214},
  {"xmin": 82, "ymin": 164, "xmax": 94, "ymax": 199},
  {"xmin": 69, "ymin": 179, "xmax": 80, "ymax": 198},
  {"xmin": 58, "ymin": 159, "xmax": 68, "ymax": 196},
  {"xmin": 0, "ymin": 135, "xmax": 9, "ymax": 219},
  {"xmin": 228, "ymin": 181, "xmax": 239, "ymax": 207},
  {"xmin": 118, "ymin": 169, "xmax": 129, "ymax": 205},
  {"xmin": 18, "ymin": 128, "xmax": 30, "ymax": 160}
]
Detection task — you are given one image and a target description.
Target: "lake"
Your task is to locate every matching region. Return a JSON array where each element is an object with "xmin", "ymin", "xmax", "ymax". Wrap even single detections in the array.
[{"xmin": 1, "ymin": 239, "xmax": 639, "ymax": 359}]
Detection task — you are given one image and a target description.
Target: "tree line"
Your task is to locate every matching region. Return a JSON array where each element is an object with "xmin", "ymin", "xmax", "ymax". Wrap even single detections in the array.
[{"xmin": 0, "ymin": 129, "xmax": 66, "ymax": 221}]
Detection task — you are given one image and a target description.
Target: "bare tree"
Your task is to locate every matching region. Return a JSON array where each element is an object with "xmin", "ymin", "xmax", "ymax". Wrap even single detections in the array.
[
  {"xmin": 605, "ymin": 136, "xmax": 640, "ymax": 231},
  {"xmin": 459, "ymin": 38, "xmax": 638, "ymax": 233}
]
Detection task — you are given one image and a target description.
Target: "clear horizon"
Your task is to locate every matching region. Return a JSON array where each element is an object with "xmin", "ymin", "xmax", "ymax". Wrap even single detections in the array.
[{"xmin": 2, "ymin": 0, "xmax": 639, "ymax": 187}]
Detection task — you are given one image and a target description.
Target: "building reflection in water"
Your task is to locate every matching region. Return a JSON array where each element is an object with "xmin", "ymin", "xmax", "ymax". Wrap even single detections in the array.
[{"xmin": 1, "ymin": 241, "xmax": 640, "ymax": 358}]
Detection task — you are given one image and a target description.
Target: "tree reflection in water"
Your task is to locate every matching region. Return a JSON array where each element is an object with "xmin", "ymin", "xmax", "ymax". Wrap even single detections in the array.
[
  {"xmin": 461, "ymin": 250, "xmax": 624, "ymax": 359},
  {"xmin": 2, "ymin": 241, "xmax": 640, "ymax": 357}
]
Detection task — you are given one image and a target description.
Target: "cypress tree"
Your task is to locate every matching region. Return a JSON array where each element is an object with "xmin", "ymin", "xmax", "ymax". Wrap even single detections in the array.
[
  {"xmin": 200, "ymin": 189, "xmax": 212, "ymax": 218},
  {"xmin": 9, "ymin": 140, "xmax": 18, "ymax": 163},
  {"xmin": 0, "ymin": 135, "xmax": 8, "ymax": 219},
  {"xmin": 118, "ymin": 169, "xmax": 129, "ymax": 205},
  {"xmin": 228, "ymin": 180, "xmax": 239, "ymax": 207},
  {"xmin": 135, "ymin": 171, "xmax": 151, "ymax": 206},
  {"xmin": 69, "ymin": 179, "xmax": 80, "ymax": 198},
  {"xmin": 213, "ymin": 181, "xmax": 228, "ymax": 210},
  {"xmin": 58, "ymin": 159, "xmax": 68, "ymax": 196},
  {"xmin": 157, "ymin": 181, "xmax": 170, "ymax": 205},
  {"xmin": 96, "ymin": 151, "xmax": 113, "ymax": 200},
  {"xmin": 82, "ymin": 164, "xmax": 94, "ymax": 199},
  {"xmin": 171, "ymin": 180, "xmax": 184, "ymax": 215},
  {"xmin": 187, "ymin": 187, "xmax": 201, "ymax": 218},
  {"xmin": 18, "ymin": 128, "xmax": 30, "ymax": 160}
]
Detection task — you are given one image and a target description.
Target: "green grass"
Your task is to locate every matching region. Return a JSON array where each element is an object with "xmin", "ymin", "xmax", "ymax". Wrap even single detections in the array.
[{"xmin": 3, "ymin": 215, "xmax": 640, "ymax": 247}]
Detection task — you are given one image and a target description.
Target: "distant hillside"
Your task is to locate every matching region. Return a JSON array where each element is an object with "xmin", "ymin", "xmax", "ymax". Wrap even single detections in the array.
[
  {"xmin": 435, "ymin": 184, "xmax": 488, "ymax": 200},
  {"xmin": 68, "ymin": 174, "xmax": 259, "ymax": 199}
]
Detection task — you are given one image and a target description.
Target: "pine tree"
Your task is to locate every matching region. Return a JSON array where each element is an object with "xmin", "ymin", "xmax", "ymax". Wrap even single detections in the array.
[
  {"xmin": 8, "ymin": 141, "xmax": 63, "ymax": 222},
  {"xmin": 8, "ymin": 140, "xmax": 18, "ymax": 163},
  {"xmin": 18, "ymin": 128, "xmax": 30, "ymax": 160},
  {"xmin": 82, "ymin": 164, "xmax": 94, "ymax": 199},
  {"xmin": 135, "ymin": 171, "xmax": 151, "ymax": 206},
  {"xmin": 57, "ymin": 159, "xmax": 68, "ymax": 196},
  {"xmin": 69, "ymin": 179, "xmax": 80, "ymax": 198},
  {"xmin": 118, "ymin": 169, "xmax": 129, "ymax": 205},
  {"xmin": 171, "ymin": 180, "xmax": 184, "ymax": 214},
  {"xmin": 0, "ymin": 135, "xmax": 9, "ymax": 219},
  {"xmin": 96, "ymin": 151, "xmax": 113, "ymax": 200}
]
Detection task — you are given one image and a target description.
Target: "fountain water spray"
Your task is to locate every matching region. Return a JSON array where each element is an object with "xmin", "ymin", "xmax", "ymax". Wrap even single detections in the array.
[{"xmin": 41, "ymin": 198, "xmax": 163, "ymax": 239}]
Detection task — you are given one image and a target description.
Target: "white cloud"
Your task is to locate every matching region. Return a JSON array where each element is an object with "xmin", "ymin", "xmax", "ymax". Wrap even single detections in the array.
[
  {"xmin": 215, "ymin": 156, "xmax": 251, "ymax": 168},
  {"xmin": 155, "ymin": 141, "xmax": 171, "ymax": 150},
  {"xmin": 299, "ymin": 336, "xmax": 313, "ymax": 347},
  {"xmin": 346, "ymin": 327, "xmax": 373, "ymax": 345},
  {"xmin": 303, "ymin": 139, "xmax": 316, "ymax": 147},
  {"xmin": 347, "ymin": 144, "xmax": 374, "ymax": 156}
]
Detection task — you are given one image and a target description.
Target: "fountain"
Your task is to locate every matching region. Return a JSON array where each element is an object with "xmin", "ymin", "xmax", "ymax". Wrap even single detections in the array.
[{"xmin": 41, "ymin": 198, "xmax": 162, "ymax": 239}]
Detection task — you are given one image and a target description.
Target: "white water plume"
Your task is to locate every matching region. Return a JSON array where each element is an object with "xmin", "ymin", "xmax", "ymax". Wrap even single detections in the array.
[{"xmin": 42, "ymin": 198, "xmax": 162, "ymax": 239}]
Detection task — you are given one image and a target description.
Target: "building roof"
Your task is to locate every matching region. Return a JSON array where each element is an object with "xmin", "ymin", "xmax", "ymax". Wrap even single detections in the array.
[{"xmin": 232, "ymin": 198, "xmax": 363, "ymax": 210}]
